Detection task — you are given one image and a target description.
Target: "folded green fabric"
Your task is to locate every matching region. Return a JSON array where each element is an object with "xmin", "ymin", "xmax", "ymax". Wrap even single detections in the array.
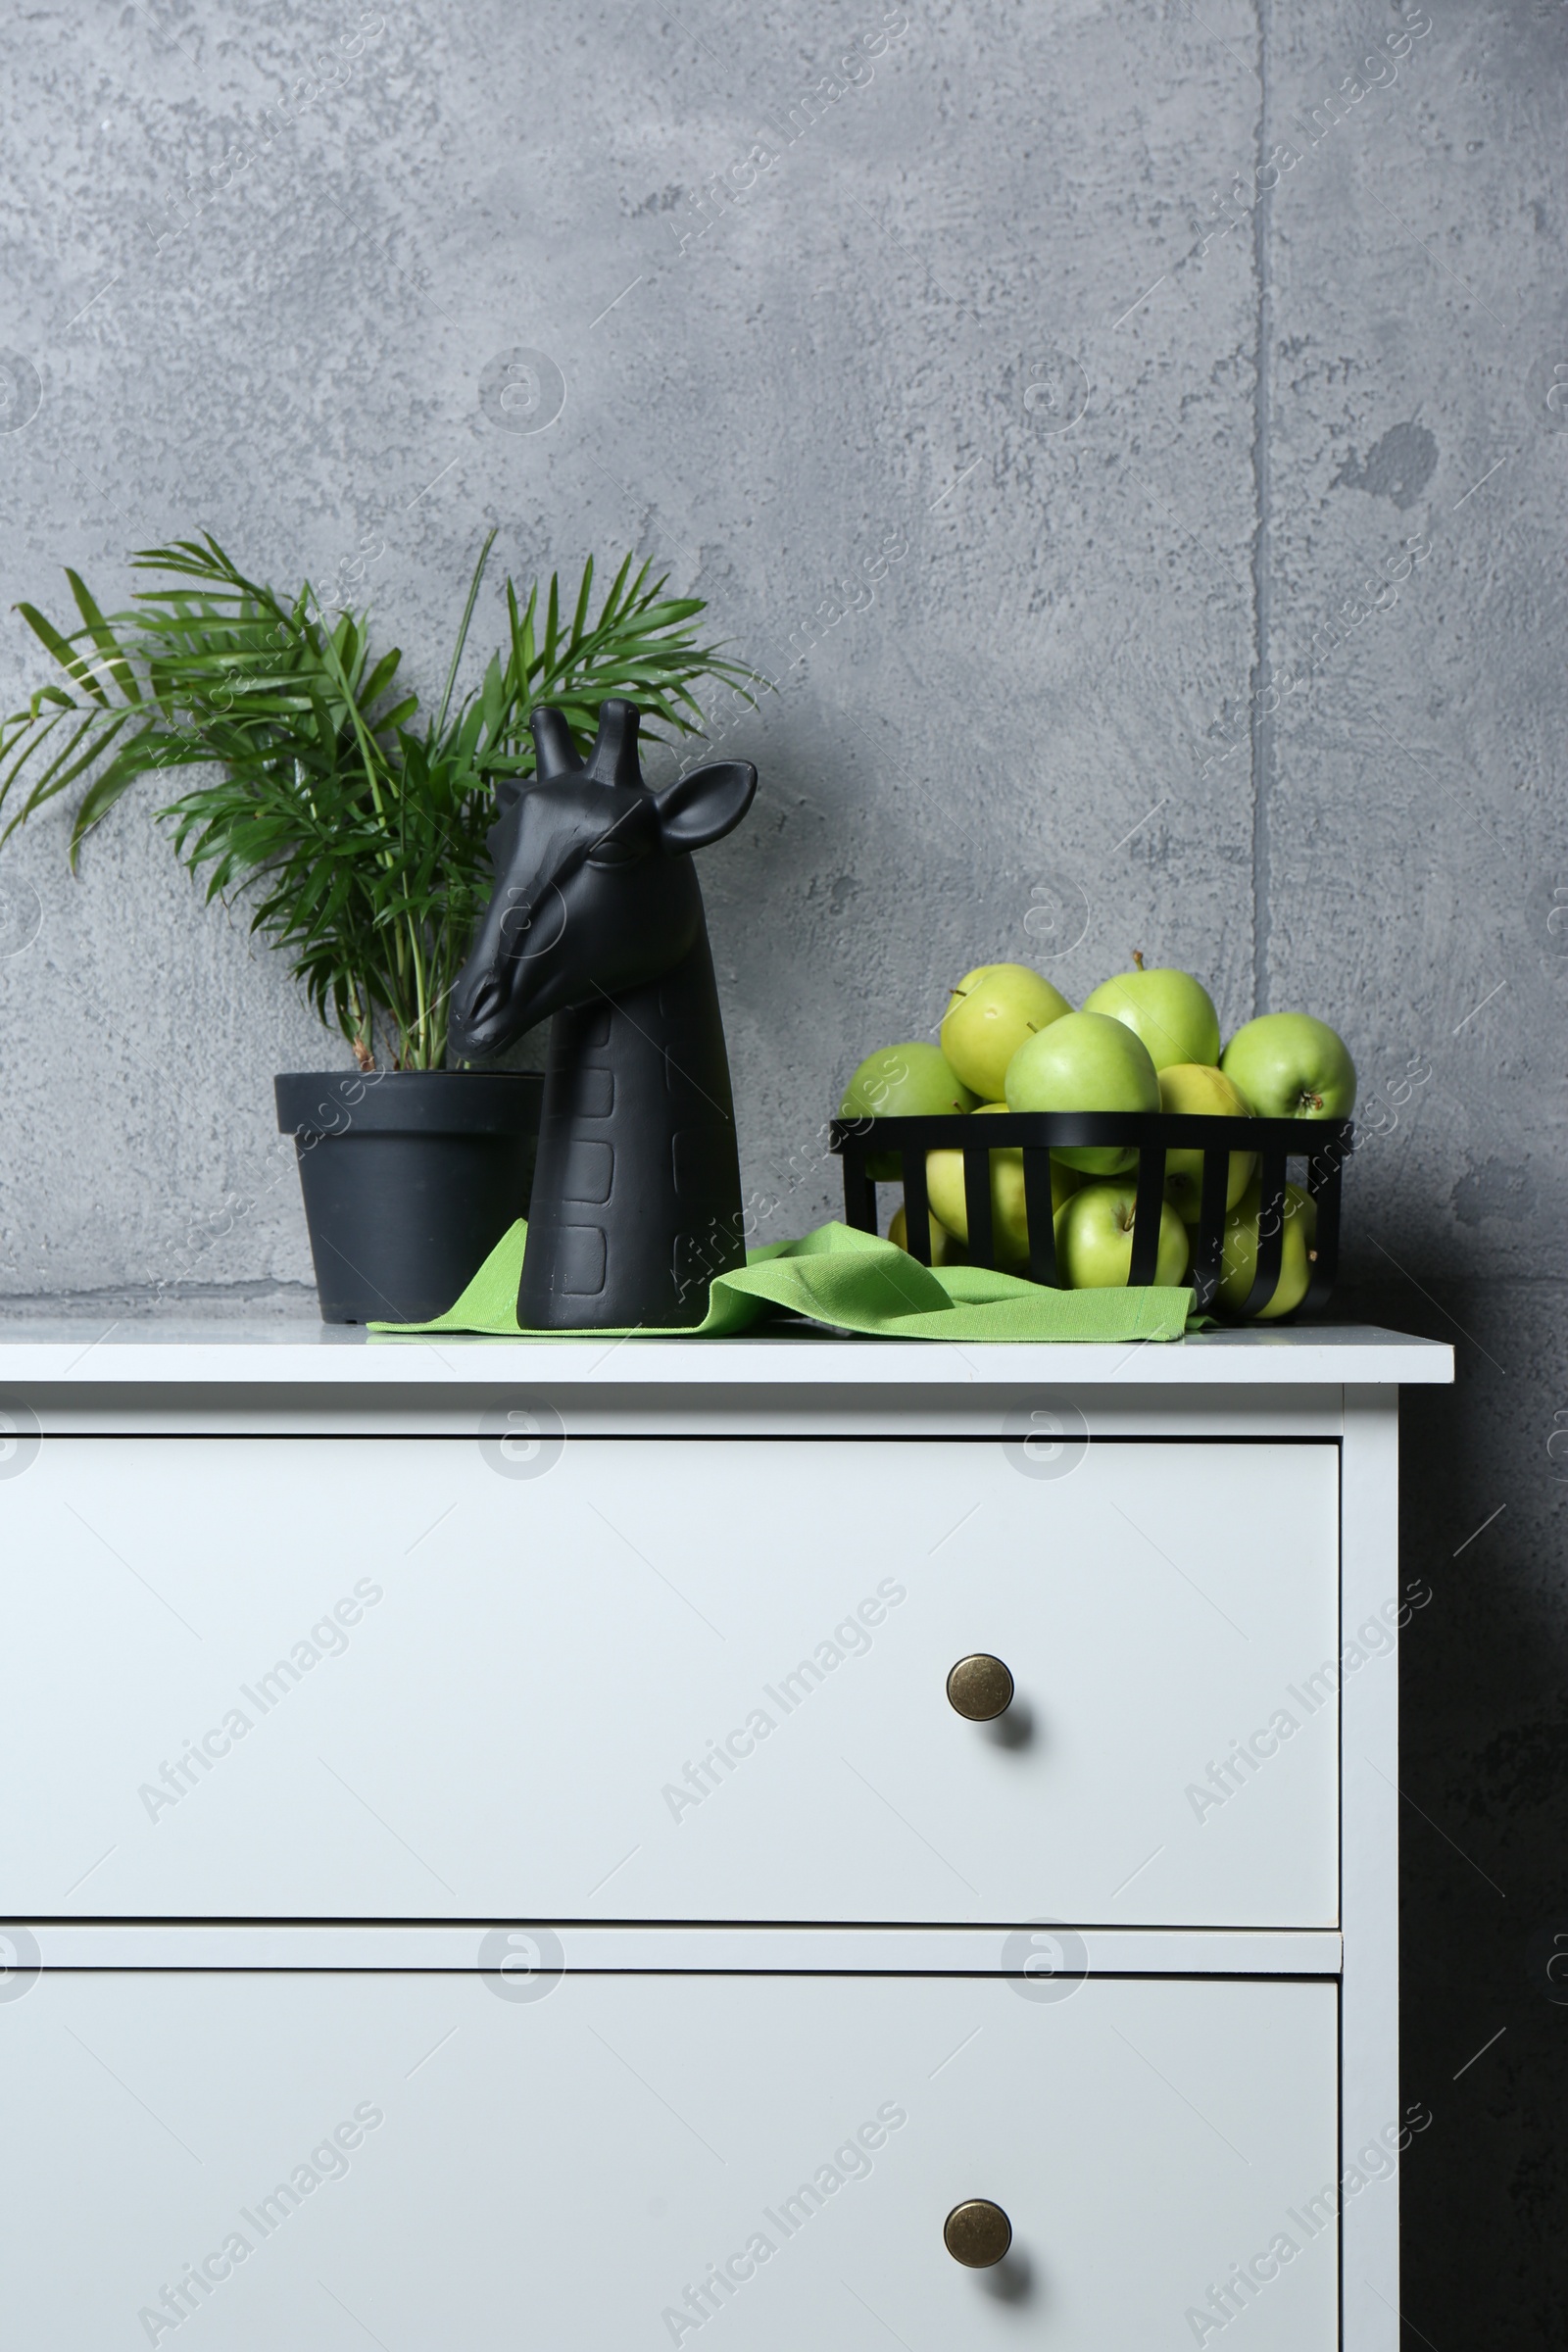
[{"xmin": 372, "ymin": 1218, "xmax": 1197, "ymax": 1342}]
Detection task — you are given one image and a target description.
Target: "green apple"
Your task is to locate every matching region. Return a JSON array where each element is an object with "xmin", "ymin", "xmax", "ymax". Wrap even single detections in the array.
[
  {"xmin": 840, "ymin": 1042, "xmax": 976, "ymax": 1177},
  {"xmin": 1220, "ymin": 1013, "xmax": 1356, "ymax": 1120},
  {"xmin": 1216, "ymin": 1180, "xmax": 1316, "ymax": 1320},
  {"xmin": 925, "ymin": 1104, "xmax": 1080, "ymax": 1266},
  {"xmin": 1004, "ymin": 1010, "xmax": 1160, "ymax": 1173},
  {"xmin": 1156, "ymin": 1062, "xmax": 1256, "ymax": 1222},
  {"xmin": 1054, "ymin": 1181, "xmax": 1191, "ymax": 1290},
  {"xmin": 941, "ymin": 964, "xmax": 1072, "ymax": 1100},
  {"xmin": 889, "ymin": 1203, "xmax": 966, "ymax": 1265},
  {"xmin": 1082, "ymin": 962, "xmax": 1220, "ymax": 1071},
  {"xmin": 840, "ymin": 1041, "xmax": 975, "ymax": 1122}
]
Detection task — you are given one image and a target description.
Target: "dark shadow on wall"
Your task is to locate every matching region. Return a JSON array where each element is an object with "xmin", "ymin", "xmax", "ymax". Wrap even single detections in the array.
[{"xmin": 1336, "ymin": 1276, "xmax": 1568, "ymax": 2340}]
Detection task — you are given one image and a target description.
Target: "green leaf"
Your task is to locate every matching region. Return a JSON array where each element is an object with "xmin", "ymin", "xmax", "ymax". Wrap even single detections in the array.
[
  {"xmin": 64, "ymin": 572, "xmax": 143, "ymax": 705},
  {"xmin": 436, "ymin": 528, "xmax": 497, "ymax": 736},
  {"xmin": 569, "ymin": 556, "xmax": 595, "ymax": 652},
  {"xmin": 543, "ymin": 573, "xmax": 561, "ymax": 679},
  {"xmin": 14, "ymin": 604, "xmax": 116, "ymax": 703}
]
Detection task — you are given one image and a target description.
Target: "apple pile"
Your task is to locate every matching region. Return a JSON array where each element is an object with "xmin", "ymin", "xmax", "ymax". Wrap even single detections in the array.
[{"xmin": 838, "ymin": 960, "xmax": 1357, "ymax": 1318}]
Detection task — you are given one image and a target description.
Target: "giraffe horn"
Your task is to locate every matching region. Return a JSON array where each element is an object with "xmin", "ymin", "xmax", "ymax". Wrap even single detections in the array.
[
  {"xmin": 530, "ymin": 707, "xmax": 582, "ymax": 779},
  {"xmin": 586, "ymin": 699, "xmax": 643, "ymax": 789}
]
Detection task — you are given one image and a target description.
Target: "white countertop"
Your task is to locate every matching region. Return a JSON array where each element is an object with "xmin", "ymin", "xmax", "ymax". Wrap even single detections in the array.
[{"xmin": 0, "ymin": 1305, "xmax": 1454, "ymax": 1386}]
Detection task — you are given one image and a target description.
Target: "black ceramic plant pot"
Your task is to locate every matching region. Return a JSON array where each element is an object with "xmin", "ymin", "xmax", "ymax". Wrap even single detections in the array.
[{"xmin": 275, "ymin": 1070, "xmax": 544, "ymax": 1325}]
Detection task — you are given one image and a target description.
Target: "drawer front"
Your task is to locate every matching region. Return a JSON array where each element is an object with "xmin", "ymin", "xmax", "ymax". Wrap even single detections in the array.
[
  {"xmin": 1, "ymin": 1968, "xmax": 1340, "ymax": 2349},
  {"xmin": 0, "ymin": 1436, "xmax": 1340, "ymax": 1923}
]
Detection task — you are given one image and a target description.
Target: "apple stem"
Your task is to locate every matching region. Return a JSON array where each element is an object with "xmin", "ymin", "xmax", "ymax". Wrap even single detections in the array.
[{"xmin": 1132, "ymin": 949, "xmax": 1146, "ymax": 971}]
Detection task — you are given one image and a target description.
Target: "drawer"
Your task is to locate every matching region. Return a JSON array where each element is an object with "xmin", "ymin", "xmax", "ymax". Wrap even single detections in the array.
[
  {"xmin": 1, "ymin": 1966, "xmax": 1340, "ymax": 2349},
  {"xmin": 0, "ymin": 1436, "xmax": 1340, "ymax": 1924}
]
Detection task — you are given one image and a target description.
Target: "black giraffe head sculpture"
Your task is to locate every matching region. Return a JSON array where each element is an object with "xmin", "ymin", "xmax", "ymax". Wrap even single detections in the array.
[{"xmin": 448, "ymin": 699, "xmax": 758, "ymax": 1328}]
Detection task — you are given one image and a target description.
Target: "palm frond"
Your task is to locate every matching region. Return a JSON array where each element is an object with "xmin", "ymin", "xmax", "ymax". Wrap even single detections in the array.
[{"xmin": 0, "ymin": 531, "xmax": 762, "ymax": 1068}]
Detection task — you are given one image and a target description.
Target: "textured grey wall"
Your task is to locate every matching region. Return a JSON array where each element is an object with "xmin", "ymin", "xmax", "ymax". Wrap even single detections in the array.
[{"xmin": 1, "ymin": 0, "xmax": 1564, "ymax": 2327}]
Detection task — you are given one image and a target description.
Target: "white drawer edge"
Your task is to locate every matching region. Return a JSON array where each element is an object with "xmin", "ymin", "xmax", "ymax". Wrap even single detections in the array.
[
  {"xmin": 14, "ymin": 1387, "xmax": 1347, "ymax": 1436},
  {"xmin": 13, "ymin": 1924, "xmax": 1343, "ymax": 1975},
  {"xmin": 0, "ymin": 1328, "xmax": 1453, "ymax": 1384}
]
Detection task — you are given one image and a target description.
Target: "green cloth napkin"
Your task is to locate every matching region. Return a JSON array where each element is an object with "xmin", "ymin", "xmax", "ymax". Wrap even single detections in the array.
[{"xmin": 372, "ymin": 1218, "xmax": 1197, "ymax": 1342}]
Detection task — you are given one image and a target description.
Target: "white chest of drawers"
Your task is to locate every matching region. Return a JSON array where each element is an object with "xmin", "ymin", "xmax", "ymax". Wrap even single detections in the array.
[{"xmin": 0, "ymin": 1318, "xmax": 1450, "ymax": 2350}]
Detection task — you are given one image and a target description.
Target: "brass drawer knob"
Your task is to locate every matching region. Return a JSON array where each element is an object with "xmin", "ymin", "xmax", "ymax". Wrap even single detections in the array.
[
  {"xmin": 946, "ymin": 1653, "xmax": 1014, "ymax": 1722},
  {"xmin": 944, "ymin": 2198, "xmax": 1013, "ymax": 2268}
]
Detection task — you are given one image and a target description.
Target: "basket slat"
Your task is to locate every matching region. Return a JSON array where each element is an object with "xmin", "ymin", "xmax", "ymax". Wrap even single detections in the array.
[
  {"xmin": 1127, "ymin": 1142, "xmax": 1168, "ymax": 1286},
  {"xmin": 1022, "ymin": 1148, "xmax": 1058, "ymax": 1286},
  {"xmin": 961, "ymin": 1143, "xmax": 996, "ymax": 1268},
  {"xmin": 1302, "ymin": 1134, "xmax": 1346, "ymax": 1316},
  {"xmin": 900, "ymin": 1149, "xmax": 934, "ymax": 1266},
  {"xmin": 1191, "ymin": 1147, "xmax": 1234, "ymax": 1314},
  {"xmin": 1239, "ymin": 1149, "xmax": 1290, "ymax": 1320}
]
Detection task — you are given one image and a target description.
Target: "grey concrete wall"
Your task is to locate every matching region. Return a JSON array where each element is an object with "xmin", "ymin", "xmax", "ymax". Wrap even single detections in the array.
[{"xmin": 0, "ymin": 0, "xmax": 1563, "ymax": 2325}]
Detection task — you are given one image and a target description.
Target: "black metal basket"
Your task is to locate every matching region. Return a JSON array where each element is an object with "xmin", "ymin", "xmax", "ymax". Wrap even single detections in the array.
[{"xmin": 829, "ymin": 1110, "xmax": 1353, "ymax": 1320}]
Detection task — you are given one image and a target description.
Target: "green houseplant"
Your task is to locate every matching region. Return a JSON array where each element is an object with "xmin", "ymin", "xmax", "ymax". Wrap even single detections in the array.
[{"xmin": 0, "ymin": 530, "xmax": 757, "ymax": 1318}]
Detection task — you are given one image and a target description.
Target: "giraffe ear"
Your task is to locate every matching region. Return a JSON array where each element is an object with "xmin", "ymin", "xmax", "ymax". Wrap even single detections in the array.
[{"xmin": 652, "ymin": 760, "xmax": 757, "ymax": 853}]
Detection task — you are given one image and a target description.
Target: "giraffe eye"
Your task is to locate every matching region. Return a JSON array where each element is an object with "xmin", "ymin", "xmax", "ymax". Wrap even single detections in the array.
[{"xmin": 587, "ymin": 829, "xmax": 648, "ymax": 869}]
